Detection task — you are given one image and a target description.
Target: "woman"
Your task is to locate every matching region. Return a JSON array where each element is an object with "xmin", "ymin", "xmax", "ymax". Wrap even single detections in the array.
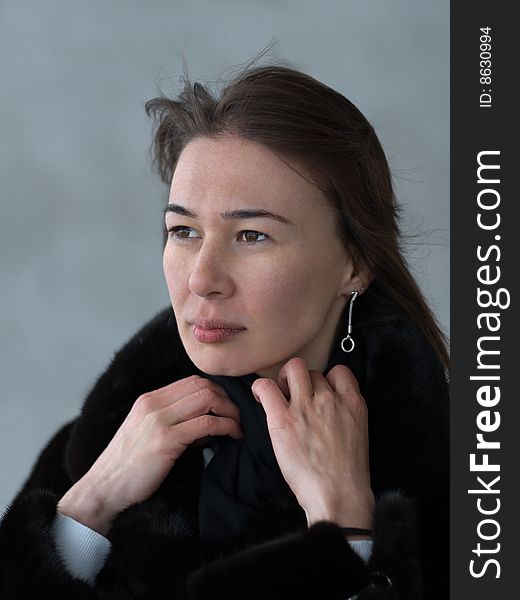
[{"xmin": 0, "ymin": 64, "xmax": 449, "ymax": 599}]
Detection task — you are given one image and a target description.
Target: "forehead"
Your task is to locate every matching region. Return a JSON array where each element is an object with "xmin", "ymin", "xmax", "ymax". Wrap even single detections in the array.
[{"xmin": 169, "ymin": 136, "xmax": 326, "ymax": 216}]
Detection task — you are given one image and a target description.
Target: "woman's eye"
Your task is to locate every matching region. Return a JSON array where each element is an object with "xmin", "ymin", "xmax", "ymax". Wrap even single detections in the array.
[
  {"xmin": 167, "ymin": 226, "xmax": 199, "ymax": 240},
  {"xmin": 239, "ymin": 230, "xmax": 268, "ymax": 244}
]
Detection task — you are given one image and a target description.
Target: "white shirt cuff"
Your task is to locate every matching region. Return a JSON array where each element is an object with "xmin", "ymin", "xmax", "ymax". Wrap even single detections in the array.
[
  {"xmin": 51, "ymin": 512, "xmax": 112, "ymax": 585},
  {"xmin": 347, "ymin": 539, "xmax": 373, "ymax": 563}
]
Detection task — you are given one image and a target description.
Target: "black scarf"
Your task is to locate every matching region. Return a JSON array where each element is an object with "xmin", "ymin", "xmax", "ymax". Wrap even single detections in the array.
[{"xmin": 198, "ymin": 304, "xmax": 368, "ymax": 561}]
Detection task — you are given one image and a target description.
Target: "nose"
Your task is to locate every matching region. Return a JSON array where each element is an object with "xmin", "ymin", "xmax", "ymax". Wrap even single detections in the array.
[{"xmin": 188, "ymin": 239, "xmax": 235, "ymax": 298}]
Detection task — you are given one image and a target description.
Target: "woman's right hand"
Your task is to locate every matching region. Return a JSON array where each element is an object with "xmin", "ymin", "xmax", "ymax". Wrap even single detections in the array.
[{"xmin": 57, "ymin": 375, "xmax": 242, "ymax": 535}]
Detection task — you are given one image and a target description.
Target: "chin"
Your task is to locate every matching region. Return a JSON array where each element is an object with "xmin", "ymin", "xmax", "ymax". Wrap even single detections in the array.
[
  {"xmin": 193, "ymin": 359, "xmax": 252, "ymax": 377},
  {"xmin": 184, "ymin": 346, "xmax": 254, "ymax": 377},
  {"xmin": 179, "ymin": 327, "xmax": 255, "ymax": 377}
]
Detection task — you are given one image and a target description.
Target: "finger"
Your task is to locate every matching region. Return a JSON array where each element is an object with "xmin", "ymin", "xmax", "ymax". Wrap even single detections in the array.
[
  {"xmin": 251, "ymin": 378, "xmax": 288, "ymax": 425},
  {"xmin": 275, "ymin": 371, "xmax": 290, "ymax": 399},
  {"xmin": 163, "ymin": 375, "xmax": 230, "ymax": 402},
  {"xmin": 174, "ymin": 414, "xmax": 244, "ymax": 445},
  {"xmin": 158, "ymin": 387, "xmax": 240, "ymax": 425},
  {"xmin": 317, "ymin": 368, "xmax": 367, "ymax": 428},
  {"xmin": 154, "ymin": 374, "xmax": 207, "ymax": 397},
  {"xmin": 277, "ymin": 357, "xmax": 314, "ymax": 403},
  {"xmin": 308, "ymin": 370, "xmax": 334, "ymax": 395},
  {"xmin": 137, "ymin": 375, "xmax": 229, "ymax": 412},
  {"xmin": 325, "ymin": 365, "xmax": 363, "ymax": 405}
]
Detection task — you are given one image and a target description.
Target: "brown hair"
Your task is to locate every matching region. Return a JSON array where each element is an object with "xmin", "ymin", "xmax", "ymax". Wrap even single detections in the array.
[{"xmin": 145, "ymin": 62, "xmax": 449, "ymax": 368}]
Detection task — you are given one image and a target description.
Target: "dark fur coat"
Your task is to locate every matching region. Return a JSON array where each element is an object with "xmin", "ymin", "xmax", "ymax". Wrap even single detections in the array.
[{"xmin": 0, "ymin": 302, "xmax": 449, "ymax": 599}]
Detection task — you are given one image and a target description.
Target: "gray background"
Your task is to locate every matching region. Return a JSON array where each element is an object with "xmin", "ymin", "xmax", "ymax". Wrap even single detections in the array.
[{"xmin": 0, "ymin": 0, "xmax": 449, "ymax": 512}]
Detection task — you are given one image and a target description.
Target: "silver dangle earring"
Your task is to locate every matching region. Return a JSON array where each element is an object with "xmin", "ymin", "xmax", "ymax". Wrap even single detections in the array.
[{"xmin": 341, "ymin": 291, "xmax": 359, "ymax": 353}]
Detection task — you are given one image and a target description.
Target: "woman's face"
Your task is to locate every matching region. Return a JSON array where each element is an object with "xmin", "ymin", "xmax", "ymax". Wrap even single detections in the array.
[{"xmin": 163, "ymin": 136, "xmax": 362, "ymax": 379}]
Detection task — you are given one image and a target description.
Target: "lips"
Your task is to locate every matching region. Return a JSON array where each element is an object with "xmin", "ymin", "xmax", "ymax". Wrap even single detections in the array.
[
  {"xmin": 189, "ymin": 318, "xmax": 246, "ymax": 330},
  {"xmin": 188, "ymin": 318, "xmax": 246, "ymax": 344}
]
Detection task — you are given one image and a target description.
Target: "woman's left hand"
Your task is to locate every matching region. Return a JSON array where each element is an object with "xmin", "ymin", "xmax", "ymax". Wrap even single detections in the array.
[{"xmin": 251, "ymin": 357, "xmax": 375, "ymax": 529}]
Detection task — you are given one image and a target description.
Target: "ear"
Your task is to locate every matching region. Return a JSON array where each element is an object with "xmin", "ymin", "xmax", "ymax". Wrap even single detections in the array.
[{"xmin": 338, "ymin": 256, "xmax": 373, "ymax": 297}]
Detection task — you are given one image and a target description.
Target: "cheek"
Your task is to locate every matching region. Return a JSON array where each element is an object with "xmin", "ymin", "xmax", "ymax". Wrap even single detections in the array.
[
  {"xmin": 247, "ymin": 258, "xmax": 327, "ymax": 325},
  {"xmin": 163, "ymin": 250, "xmax": 186, "ymax": 299}
]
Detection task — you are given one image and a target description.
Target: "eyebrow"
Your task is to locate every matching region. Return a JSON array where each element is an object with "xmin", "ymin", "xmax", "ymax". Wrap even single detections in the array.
[{"xmin": 163, "ymin": 203, "xmax": 293, "ymax": 225}]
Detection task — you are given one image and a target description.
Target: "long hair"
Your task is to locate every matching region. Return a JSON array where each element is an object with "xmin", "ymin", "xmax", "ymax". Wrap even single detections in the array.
[{"xmin": 145, "ymin": 63, "xmax": 449, "ymax": 368}]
